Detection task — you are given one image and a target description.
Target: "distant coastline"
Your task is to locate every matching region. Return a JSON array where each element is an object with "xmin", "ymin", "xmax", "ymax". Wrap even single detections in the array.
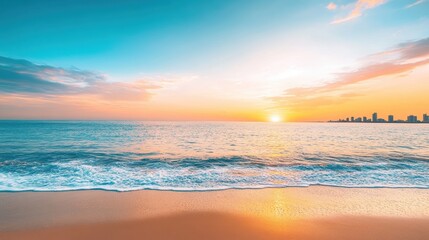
[
  {"xmin": 330, "ymin": 112, "xmax": 429, "ymax": 124},
  {"xmin": 328, "ymin": 121, "xmax": 429, "ymax": 124}
]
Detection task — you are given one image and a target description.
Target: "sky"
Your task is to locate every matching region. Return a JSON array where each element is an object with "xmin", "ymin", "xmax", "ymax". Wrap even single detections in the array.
[{"xmin": 0, "ymin": 0, "xmax": 428, "ymax": 122}]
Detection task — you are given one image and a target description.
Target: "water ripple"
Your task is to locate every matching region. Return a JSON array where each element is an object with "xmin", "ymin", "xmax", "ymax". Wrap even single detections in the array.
[{"xmin": 0, "ymin": 121, "xmax": 428, "ymax": 191}]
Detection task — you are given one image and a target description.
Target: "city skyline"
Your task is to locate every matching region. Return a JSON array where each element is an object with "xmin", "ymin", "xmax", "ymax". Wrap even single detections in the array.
[{"xmin": 332, "ymin": 112, "xmax": 429, "ymax": 123}]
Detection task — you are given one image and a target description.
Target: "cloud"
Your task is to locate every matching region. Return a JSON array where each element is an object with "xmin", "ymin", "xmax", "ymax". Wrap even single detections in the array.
[
  {"xmin": 368, "ymin": 37, "xmax": 429, "ymax": 61},
  {"xmin": 271, "ymin": 37, "xmax": 429, "ymax": 110},
  {"xmin": 0, "ymin": 56, "xmax": 160, "ymax": 101},
  {"xmin": 330, "ymin": 0, "xmax": 386, "ymax": 24},
  {"xmin": 327, "ymin": 2, "xmax": 337, "ymax": 10},
  {"xmin": 405, "ymin": 0, "xmax": 425, "ymax": 8}
]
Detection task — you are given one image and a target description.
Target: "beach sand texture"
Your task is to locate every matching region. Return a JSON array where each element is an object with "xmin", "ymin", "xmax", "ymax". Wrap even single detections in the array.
[{"xmin": 1, "ymin": 187, "xmax": 428, "ymax": 240}]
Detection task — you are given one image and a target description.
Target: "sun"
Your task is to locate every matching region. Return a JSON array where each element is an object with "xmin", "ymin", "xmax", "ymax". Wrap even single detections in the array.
[{"xmin": 269, "ymin": 115, "xmax": 282, "ymax": 123}]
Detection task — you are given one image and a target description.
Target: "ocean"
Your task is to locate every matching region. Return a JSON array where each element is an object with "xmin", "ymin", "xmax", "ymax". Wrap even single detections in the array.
[{"xmin": 0, "ymin": 120, "xmax": 428, "ymax": 191}]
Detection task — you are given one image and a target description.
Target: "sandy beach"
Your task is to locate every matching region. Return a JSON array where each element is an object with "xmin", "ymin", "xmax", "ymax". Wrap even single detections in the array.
[{"xmin": 1, "ymin": 187, "xmax": 428, "ymax": 240}]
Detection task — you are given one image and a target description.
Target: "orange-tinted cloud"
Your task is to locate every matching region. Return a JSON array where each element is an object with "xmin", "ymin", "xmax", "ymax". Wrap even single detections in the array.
[
  {"xmin": 327, "ymin": 2, "xmax": 337, "ymax": 10},
  {"xmin": 0, "ymin": 56, "xmax": 160, "ymax": 101},
  {"xmin": 271, "ymin": 37, "xmax": 429, "ymax": 111},
  {"xmin": 331, "ymin": 0, "xmax": 386, "ymax": 24}
]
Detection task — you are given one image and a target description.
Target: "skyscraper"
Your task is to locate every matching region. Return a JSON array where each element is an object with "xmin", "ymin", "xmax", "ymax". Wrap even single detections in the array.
[
  {"xmin": 407, "ymin": 115, "xmax": 417, "ymax": 123},
  {"xmin": 372, "ymin": 112, "xmax": 377, "ymax": 123},
  {"xmin": 423, "ymin": 114, "xmax": 429, "ymax": 123},
  {"xmin": 388, "ymin": 115, "xmax": 394, "ymax": 122}
]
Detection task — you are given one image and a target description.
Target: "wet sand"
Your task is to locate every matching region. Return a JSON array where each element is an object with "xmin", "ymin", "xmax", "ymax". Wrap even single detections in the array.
[{"xmin": 1, "ymin": 187, "xmax": 428, "ymax": 239}]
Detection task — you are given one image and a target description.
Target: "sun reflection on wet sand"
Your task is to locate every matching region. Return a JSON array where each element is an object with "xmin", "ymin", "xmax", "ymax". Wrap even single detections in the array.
[
  {"xmin": 1, "ymin": 187, "xmax": 429, "ymax": 232},
  {"xmin": 237, "ymin": 188, "xmax": 312, "ymax": 228}
]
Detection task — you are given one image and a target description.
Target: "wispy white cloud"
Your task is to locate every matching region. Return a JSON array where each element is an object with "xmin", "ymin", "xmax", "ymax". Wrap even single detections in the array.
[
  {"xmin": 330, "ymin": 0, "xmax": 386, "ymax": 24},
  {"xmin": 405, "ymin": 0, "xmax": 425, "ymax": 8}
]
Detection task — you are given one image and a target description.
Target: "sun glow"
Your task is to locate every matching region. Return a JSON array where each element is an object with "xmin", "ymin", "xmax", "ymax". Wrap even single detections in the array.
[{"xmin": 269, "ymin": 115, "xmax": 282, "ymax": 123}]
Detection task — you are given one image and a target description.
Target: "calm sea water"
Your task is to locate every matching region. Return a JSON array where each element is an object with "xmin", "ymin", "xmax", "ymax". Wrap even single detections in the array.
[{"xmin": 0, "ymin": 121, "xmax": 428, "ymax": 191}]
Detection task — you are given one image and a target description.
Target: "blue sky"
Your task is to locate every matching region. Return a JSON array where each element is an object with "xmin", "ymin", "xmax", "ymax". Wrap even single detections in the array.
[
  {"xmin": 1, "ymin": 0, "xmax": 425, "ymax": 75},
  {"xmin": 0, "ymin": 0, "xmax": 429, "ymax": 120}
]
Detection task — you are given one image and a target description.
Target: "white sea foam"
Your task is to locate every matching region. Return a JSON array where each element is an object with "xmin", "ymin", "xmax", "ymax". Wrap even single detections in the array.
[{"xmin": 0, "ymin": 121, "xmax": 428, "ymax": 191}]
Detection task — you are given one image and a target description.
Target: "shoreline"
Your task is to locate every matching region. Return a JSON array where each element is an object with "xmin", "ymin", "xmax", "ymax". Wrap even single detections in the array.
[
  {"xmin": 1, "ymin": 186, "xmax": 428, "ymax": 239},
  {"xmin": 2, "ymin": 183, "xmax": 429, "ymax": 193},
  {"xmin": 4, "ymin": 184, "xmax": 429, "ymax": 192}
]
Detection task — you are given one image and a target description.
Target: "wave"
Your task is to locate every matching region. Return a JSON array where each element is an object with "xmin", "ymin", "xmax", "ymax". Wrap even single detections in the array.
[
  {"xmin": 1, "ymin": 184, "xmax": 429, "ymax": 193},
  {"xmin": 1, "ymin": 121, "xmax": 429, "ymax": 192},
  {"xmin": 1, "ymin": 153, "xmax": 428, "ymax": 192}
]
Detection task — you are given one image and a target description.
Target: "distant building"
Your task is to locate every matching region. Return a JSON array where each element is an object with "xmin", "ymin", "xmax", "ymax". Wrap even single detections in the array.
[
  {"xmin": 331, "ymin": 113, "xmax": 428, "ymax": 123},
  {"xmin": 423, "ymin": 114, "xmax": 429, "ymax": 123},
  {"xmin": 372, "ymin": 112, "xmax": 378, "ymax": 122},
  {"xmin": 407, "ymin": 115, "xmax": 417, "ymax": 123}
]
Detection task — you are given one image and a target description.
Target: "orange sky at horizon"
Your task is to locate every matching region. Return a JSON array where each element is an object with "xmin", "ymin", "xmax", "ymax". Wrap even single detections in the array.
[
  {"xmin": 1, "ymin": 1, "xmax": 428, "ymax": 122},
  {"xmin": 3, "ymin": 51, "xmax": 429, "ymax": 122},
  {"xmin": 1, "ymin": 64, "xmax": 428, "ymax": 123}
]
